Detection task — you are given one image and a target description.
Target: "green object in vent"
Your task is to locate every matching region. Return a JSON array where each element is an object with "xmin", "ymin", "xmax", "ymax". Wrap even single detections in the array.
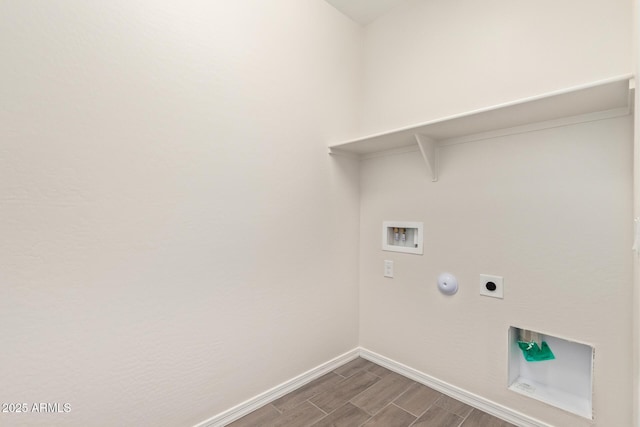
[{"xmin": 517, "ymin": 341, "xmax": 555, "ymax": 362}]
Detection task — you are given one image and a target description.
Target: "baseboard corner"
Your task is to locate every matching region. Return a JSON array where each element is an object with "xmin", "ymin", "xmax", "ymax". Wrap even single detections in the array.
[{"xmin": 193, "ymin": 347, "xmax": 360, "ymax": 427}]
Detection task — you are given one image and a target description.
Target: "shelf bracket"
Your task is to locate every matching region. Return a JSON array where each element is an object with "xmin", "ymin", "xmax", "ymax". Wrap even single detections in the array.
[{"xmin": 414, "ymin": 134, "xmax": 438, "ymax": 182}]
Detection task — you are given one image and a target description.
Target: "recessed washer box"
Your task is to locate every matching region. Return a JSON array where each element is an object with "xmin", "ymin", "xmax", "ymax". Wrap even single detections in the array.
[
  {"xmin": 508, "ymin": 326, "xmax": 594, "ymax": 419},
  {"xmin": 382, "ymin": 221, "xmax": 423, "ymax": 255}
]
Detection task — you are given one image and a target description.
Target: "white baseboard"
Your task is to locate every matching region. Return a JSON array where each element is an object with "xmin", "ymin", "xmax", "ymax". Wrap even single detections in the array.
[
  {"xmin": 193, "ymin": 348, "xmax": 360, "ymax": 427},
  {"xmin": 194, "ymin": 346, "xmax": 553, "ymax": 427},
  {"xmin": 359, "ymin": 348, "xmax": 553, "ymax": 427}
]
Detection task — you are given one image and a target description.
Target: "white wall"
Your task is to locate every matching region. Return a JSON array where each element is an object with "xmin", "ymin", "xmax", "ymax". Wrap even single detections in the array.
[
  {"xmin": 2, "ymin": 0, "xmax": 635, "ymax": 425},
  {"xmin": 359, "ymin": 116, "xmax": 633, "ymax": 426},
  {"xmin": 358, "ymin": 1, "xmax": 634, "ymax": 425},
  {"xmin": 0, "ymin": 1, "xmax": 362, "ymax": 426},
  {"xmin": 633, "ymin": 0, "xmax": 640, "ymax": 425},
  {"xmin": 360, "ymin": 0, "xmax": 632, "ymax": 135}
]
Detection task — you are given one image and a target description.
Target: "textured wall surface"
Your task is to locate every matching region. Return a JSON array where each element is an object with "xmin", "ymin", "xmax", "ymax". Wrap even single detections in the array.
[
  {"xmin": 360, "ymin": 0, "xmax": 632, "ymax": 134},
  {"xmin": 359, "ymin": 116, "xmax": 633, "ymax": 426},
  {"xmin": 633, "ymin": 0, "xmax": 640, "ymax": 425},
  {"xmin": 0, "ymin": 1, "xmax": 362, "ymax": 426},
  {"xmin": 1, "ymin": 0, "xmax": 636, "ymax": 426},
  {"xmin": 356, "ymin": 1, "xmax": 635, "ymax": 425}
]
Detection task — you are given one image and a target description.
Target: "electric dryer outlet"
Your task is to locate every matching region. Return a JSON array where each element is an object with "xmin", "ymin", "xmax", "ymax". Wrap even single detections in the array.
[{"xmin": 480, "ymin": 274, "xmax": 503, "ymax": 299}]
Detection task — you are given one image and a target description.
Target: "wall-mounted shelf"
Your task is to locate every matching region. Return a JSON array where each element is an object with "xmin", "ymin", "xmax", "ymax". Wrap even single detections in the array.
[{"xmin": 329, "ymin": 75, "xmax": 634, "ymax": 181}]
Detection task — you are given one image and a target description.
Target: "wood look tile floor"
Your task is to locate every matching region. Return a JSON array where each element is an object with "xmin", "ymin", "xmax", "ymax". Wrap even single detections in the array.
[{"xmin": 227, "ymin": 358, "xmax": 515, "ymax": 427}]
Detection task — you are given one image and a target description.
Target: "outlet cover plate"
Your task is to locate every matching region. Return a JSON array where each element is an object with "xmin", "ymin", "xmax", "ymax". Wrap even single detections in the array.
[{"xmin": 480, "ymin": 274, "xmax": 503, "ymax": 299}]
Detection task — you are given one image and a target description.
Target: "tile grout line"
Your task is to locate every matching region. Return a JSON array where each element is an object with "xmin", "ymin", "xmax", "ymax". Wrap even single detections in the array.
[
  {"xmin": 366, "ymin": 370, "xmax": 383, "ymax": 379},
  {"xmin": 454, "ymin": 406, "xmax": 467, "ymax": 427},
  {"xmin": 356, "ymin": 414, "xmax": 373, "ymax": 427},
  {"xmin": 314, "ymin": 364, "xmax": 384, "ymax": 421},
  {"xmin": 270, "ymin": 403, "xmax": 283, "ymax": 415},
  {"xmin": 353, "ymin": 379, "xmax": 414, "ymax": 418},
  {"xmin": 457, "ymin": 409, "xmax": 473, "ymax": 427},
  {"xmin": 355, "ymin": 402, "xmax": 399, "ymax": 427},
  {"xmin": 390, "ymin": 402, "xmax": 418, "ymax": 426},
  {"xmin": 391, "ymin": 381, "xmax": 417, "ymax": 402},
  {"xmin": 459, "ymin": 406, "xmax": 474, "ymax": 423},
  {"xmin": 433, "ymin": 393, "xmax": 473, "ymax": 418},
  {"xmin": 346, "ymin": 369, "xmax": 385, "ymax": 411},
  {"xmin": 390, "ymin": 381, "xmax": 428, "ymax": 417},
  {"xmin": 405, "ymin": 392, "xmax": 469, "ymax": 427},
  {"xmin": 364, "ymin": 364, "xmax": 389, "ymax": 379},
  {"xmin": 361, "ymin": 391, "xmax": 415, "ymax": 427},
  {"xmin": 347, "ymin": 371, "xmax": 424, "ymax": 423},
  {"xmin": 382, "ymin": 381, "xmax": 416, "ymax": 416},
  {"xmin": 391, "ymin": 402, "xmax": 418, "ymax": 423},
  {"xmin": 306, "ymin": 400, "xmax": 328, "ymax": 416},
  {"xmin": 332, "ymin": 358, "xmax": 370, "ymax": 379},
  {"xmin": 407, "ymin": 399, "xmax": 438, "ymax": 423}
]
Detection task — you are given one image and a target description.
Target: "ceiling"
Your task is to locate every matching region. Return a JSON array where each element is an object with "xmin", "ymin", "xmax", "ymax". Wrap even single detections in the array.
[{"xmin": 325, "ymin": 0, "xmax": 407, "ymax": 25}]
